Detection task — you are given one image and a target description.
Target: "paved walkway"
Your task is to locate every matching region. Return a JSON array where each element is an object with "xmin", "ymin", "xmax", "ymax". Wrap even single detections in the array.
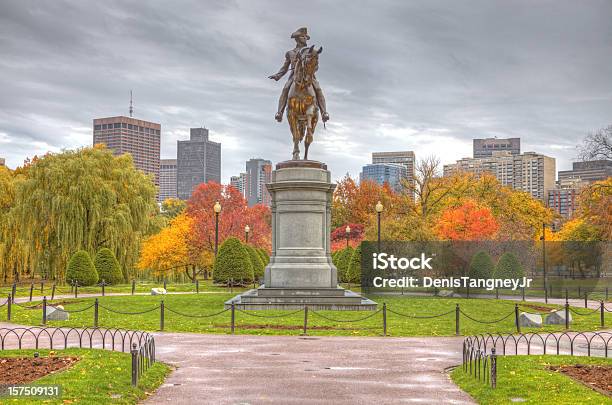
[{"xmin": 146, "ymin": 333, "xmax": 473, "ymax": 405}]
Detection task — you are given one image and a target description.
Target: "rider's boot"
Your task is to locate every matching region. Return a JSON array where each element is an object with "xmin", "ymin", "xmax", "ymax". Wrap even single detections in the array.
[{"xmin": 315, "ymin": 88, "xmax": 329, "ymax": 122}]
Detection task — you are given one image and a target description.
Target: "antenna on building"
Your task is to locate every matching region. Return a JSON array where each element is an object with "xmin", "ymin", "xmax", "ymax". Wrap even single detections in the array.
[{"xmin": 129, "ymin": 90, "xmax": 134, "ymax": 117}]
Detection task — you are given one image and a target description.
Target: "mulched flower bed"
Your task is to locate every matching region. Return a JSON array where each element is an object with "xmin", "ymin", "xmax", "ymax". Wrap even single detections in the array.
[
  {"xmin": 0, "ymin": 355, "xmax": 80, "ymax": 385},
  {"xmin": 550, "ymin": 364, "xmax": 612, "ymax": 397},
  {"xmin": 519, "ymin": 303, "xmax": 554, "ymax": 312}
]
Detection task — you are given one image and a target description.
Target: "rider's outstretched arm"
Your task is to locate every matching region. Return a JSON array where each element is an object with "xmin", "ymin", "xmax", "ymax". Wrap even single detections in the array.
[{"xmin": 269, "ymin": 52, "xmax": 291, "ymax": 80}]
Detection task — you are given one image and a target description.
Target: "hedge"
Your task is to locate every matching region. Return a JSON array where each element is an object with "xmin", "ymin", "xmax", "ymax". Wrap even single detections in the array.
[
  {"xmin": 494, "ymin": 252, "xmax": 524, "ymax": 280},
  {"xmin": 345, "ymin": 244, "xmax": 362, "ymax": 284},
  {"xmin": 94, "ymin": 248, "xmax": 124, "ymax": 285},
  {"xmin": 245, "ymin": 244, "xmax": 265, "ymax": 281},
  {"xmin": 334, "ymin": 247, "xmax": 354, "ymax": 283},
  {"xmin": 66, "ymin": 250, "xmax": 99, "ymax": 286},
  {"xmin": 213, "ymin": 237, "xmax": 254, "ymax": 285},
  {"xmin": 468, "ymin": 251, "xmax": 494, "ymax": 280}
]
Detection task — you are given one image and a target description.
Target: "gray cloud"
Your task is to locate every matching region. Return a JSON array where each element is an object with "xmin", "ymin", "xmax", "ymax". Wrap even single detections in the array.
[{"xmin": 1, "ymin": 0, "xmax": 611, "ymax": 181}]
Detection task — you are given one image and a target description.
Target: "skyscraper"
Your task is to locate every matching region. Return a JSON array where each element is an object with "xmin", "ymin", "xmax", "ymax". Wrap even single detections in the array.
[
  {"xmin": 473, "ymin": 137, "xmax": 520, "ymax": 158},
  {"xmin": 360, "ymin": 163, "xmax": 407, "ymax": 192},
  {"xmin": 159, "ymin": 159, "xmax": 177, "ymax": 203},
  {"xmin": 176, "ymin": 127, "xmax": 221, "ymax": 200},
  {"xmin": 245, "ymin": 158, "xmax": 272, "ymax": 206},
  {"xmin": 371, "ymin": 151, "xmax": 415, "ymax": 196},
  {"xmin": 444, "ymin": 151, "xmax": 555, "ymax": 202},
  {"xmin": 93, "ymin": 116, "xmax": 161, "ymax": 184},
  {"xmin": 558, "ymin": 160, "xmax": 612, "ymax": 183},
  {"xmin": 0, "ymin": 158, "xmax": 5, "ymax": 167}
]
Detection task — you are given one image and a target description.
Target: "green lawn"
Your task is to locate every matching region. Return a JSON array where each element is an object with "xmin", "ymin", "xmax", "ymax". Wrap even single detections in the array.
[
  {"xmin": 6, "ymin": 294, "xmax": 611, "ymax": 336},
  {"xmin": 0, "ymin": 348, "xmax": 170, "ymax": 404},
  {"xmin": 451, "ymin": 355, "xmax": 612, "ymax": 404},
  {"xmin": 0, "ymin": 279, "xmax": 247, "ymax": 299}
]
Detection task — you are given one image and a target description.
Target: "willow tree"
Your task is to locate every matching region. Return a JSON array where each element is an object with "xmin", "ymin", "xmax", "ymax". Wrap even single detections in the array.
[{"xmin": 12, "ymin": 146, "xmax": 159, "ymax": 282}]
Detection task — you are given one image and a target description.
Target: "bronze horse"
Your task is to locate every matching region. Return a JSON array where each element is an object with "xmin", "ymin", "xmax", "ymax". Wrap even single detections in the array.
[{"xmin": 286, "ymin": 46, "xmax": 323, "ymax": 160}]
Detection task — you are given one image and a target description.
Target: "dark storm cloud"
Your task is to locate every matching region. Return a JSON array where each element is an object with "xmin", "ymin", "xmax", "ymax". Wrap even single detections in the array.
[{"xmin": 1, "ymin": 0, "xmax": 611, "ymax": 181}]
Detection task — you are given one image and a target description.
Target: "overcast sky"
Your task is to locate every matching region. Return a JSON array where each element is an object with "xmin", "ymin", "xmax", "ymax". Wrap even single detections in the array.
[{"xmin": 1, "ymin": 0, "xmax": 611, "ymax": 182}]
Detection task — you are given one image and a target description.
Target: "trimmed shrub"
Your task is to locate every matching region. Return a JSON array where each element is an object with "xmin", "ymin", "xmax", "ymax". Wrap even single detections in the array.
[
  {"xmin": 245, "ymin": 244, "xmax": 265, "ymax": 281},
  {"xmin": 334, "ymin": 247, "xmax": 354, "ymax": 283},
  {"xmin": 94, "ymin": 248, "xmax": 124, "ymax": 284},
  {"xmin": 468, "ymin": 251, "xmax": 494, "ymax": 280},
  {"xmin": 66, "ymin": 250, "xmax": 99, "ymax": 286},
  {"xmin": 494, "ymin": 252, "xmax": 524, "ymax": 280},
  {"xmin": 256, "ymin": 247, "xmax": 270, "ymax": 265},
  {"xmin": 345, "ymin": 244, "xmax": 362, "ymax": 284},
  {"xmin": 213, "ymin": 237, "xmax": 254, "ymax": 285}
]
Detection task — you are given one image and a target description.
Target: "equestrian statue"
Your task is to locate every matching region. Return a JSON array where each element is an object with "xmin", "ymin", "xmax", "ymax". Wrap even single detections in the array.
[{"xmin": 268, "ymin": 27, "xmax": 329, "ymax": 160}]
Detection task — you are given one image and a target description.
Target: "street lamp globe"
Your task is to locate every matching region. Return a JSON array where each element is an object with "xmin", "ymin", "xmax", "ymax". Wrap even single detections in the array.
[
  {"xmin": 375, "ymin": 201, "xmax": 384, "ymax": 213},
  {"xmin": 345, "ymin": 225, "xmax": 351, "ymax": 235},
  {"xmin": 213, "ymin": 201, "xmax": 222, "ymax": 214},
  {"xmin": 245, "ymin": 224, "xmax": 250, "ymax": 234}
]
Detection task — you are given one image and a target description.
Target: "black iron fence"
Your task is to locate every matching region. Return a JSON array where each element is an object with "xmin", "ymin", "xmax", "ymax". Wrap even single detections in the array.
[
  {"xmin": 0, "ymin": 326, "xmax": 155, "ymax": 386},
  {"xmin": 462, "ymin": 330, "xmax": 612, "ymax": 388},
  {"xmin": 5, "ymin": 296, "xmax": 612, "ymax": 335}
]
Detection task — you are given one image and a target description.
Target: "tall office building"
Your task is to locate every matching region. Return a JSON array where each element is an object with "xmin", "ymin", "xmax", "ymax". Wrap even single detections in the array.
[
  {"xmin": 159, "ymin": 159, "xmax": 177, "ymax": 203},
  {"xmin": 371, "ymin": 151, "xmax": 415, "ymax": 195},
  {"xmin": 245, "ymin": 158, "xmax": 272, "ymax": 206},
  {"xmin": 93, "ymin": 116, "xmax": 161, "ymax": 184},
  {"xmin": 176, "ymin": 128, "xmax": 221, "ymax": 200},
  {"xmin": 360, "ymin": 163, "xmax": 408, "ymax": 192},
  {"xmin": 558, "ymin": 160, "xmax": 612, "ymax": 183},
  {"xmin": 230, "ymin": 172, "xmax": 249, "ymax": 197},
  {"xmin": 473, "ymin": 137, "xmax": 520, "ymax": 158},
  {"xmin": 0, "ymin": 158, "xmax": 5, "ymax": 167},
  {"xmin": 444, "ymin": 151, "xmax": 555, "ymax": 202},
  {"xmin": 547, "ymin": 177, "xmax": 588, "ymax": 219}
]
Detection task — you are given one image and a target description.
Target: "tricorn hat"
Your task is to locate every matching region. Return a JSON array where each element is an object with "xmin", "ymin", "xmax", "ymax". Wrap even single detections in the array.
[{"xmin": 291, "ymin": 27, "xmax": 310, "ymax": 40}]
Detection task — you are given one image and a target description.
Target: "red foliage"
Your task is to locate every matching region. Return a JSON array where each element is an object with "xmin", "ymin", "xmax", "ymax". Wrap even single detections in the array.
[
  {"xmin": 435, "ymin": 200, "xmax": 499, "ymax": 240},
  {"xmin": 330, "ymin": 223, "xmax": 365, "ymax": 251},
  {"xmin": 186, "ymin": 182, "xmax": 271, "ymax": 256}
]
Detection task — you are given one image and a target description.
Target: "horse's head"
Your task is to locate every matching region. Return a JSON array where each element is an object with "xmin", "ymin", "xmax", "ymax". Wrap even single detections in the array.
[
  {"xmin": 303, "ymin": 45, "xmax": 322, "ymax": 76},
  {"xmin": 295, "ymin": 45, "xmax": 322, "ymax": 87}
]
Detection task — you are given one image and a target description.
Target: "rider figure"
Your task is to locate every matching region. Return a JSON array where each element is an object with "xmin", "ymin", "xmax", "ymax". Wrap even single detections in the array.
[{"xmin": 268, "ymin": 27, "xmax": 330, "ymax": 123}]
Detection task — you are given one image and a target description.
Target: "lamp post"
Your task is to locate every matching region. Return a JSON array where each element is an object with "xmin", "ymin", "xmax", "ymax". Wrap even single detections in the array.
[
  {"xmin": 541, "ymin": 222, "xmax": 547, "ymax": 302},
  {"xmin": 245, "ymin": 224, "xmax": 250, "ymax": 244},
  {"xmin": 375, "ymin": 201, "xmax": 384, "ymax": 252},
  {"xmin": 214, "ymin": 201, "xmax": 221, "ymax": 256},
  {"xmin": 345, "ymin": 225, "xmax": 351, "ymax": 248}
]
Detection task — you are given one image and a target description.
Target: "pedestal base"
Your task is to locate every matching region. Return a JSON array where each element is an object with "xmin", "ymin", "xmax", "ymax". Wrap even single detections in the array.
[{"xmin": 225, "ymin": 286, "xmax": 377, "ymax": 311}]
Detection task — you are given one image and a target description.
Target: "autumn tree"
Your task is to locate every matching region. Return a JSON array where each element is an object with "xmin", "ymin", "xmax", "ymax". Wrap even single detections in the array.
[
  {"xmin": 435, "ymin": 200, "xmax": 499, "ymax": 240},
  {"xmin": 187, "ymin": 182, "xmax": 271, "ymax": 258},
  {"xmin": 138, "ymin": 213, "xmax": 206, "ymax": 280},
  {"xmin": 8, "ymin": 146, "xmax": 159, "ymax": 282},
  {"xmin": 577, "ymin": 178, "xmax": 612, "ymax": 240},
  {"xmin": 331, "ymin": 223, "xmax": 365, "ymax": 251},
  {"xmin": 161, "ymin": 198, "xmax": 186, "ymax": 219}
]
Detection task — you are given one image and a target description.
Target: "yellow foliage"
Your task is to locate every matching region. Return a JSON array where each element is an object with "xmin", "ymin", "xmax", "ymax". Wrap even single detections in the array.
[{"xmin": 138, "ymin": 213, "xmax": 193, "ymax": 274}]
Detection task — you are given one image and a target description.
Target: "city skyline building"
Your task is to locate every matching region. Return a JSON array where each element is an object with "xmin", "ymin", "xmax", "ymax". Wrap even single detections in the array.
[
  {"xmin": 547, "ymin": 176, "xmax": 589, "ymax": 219},
  {"xmin": 473, "ymin": 137, "xmax": 520, "ymax": 158},
  {"xmin": 443, "ymin": 151, "xmax": 556, "ymax": 202},
  {"xmin": 159, "ymin": 158, "xmax": 177, "ymax": 203},
  {"xmin": 245, "ymin": 158, "xmax": 272, "ymax": 206},
  {"xmin": 0, "ymin": 157, "xmax": 5, "ymax": 167},
  {"xmin": 360, "ymin": 163, "xmax": 408, "ymax": 192},
  {"xmin": 371, "ymin": 151, "xmax": 415, "ymax": 196},
  {"xmin": 176, "ymin": 127, "xmax": 221, "ymax": 200},
  {"xmin": 93, "ymin": 115, "xmax": 161, "ymax": 185},
  {"xmin": 558, "ymin": 160, "xmax": 612, "ymax": 183}
]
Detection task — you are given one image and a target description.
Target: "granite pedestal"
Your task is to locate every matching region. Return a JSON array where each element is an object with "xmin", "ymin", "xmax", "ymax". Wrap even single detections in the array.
[{"xmin": 225, "ymin": 160, "xmax": 376, "ymax": 311}]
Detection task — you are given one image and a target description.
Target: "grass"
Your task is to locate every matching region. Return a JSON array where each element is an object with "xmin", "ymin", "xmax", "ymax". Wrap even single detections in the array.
[
  {"xmin": 5, "ymin": 294, "xmax": 612, "ymax": 337},
  {"xmin": 0, "ymin": 279, "xmax": 247, "ymax": 299},
  {"xmin": 451, "ymin": 355, "xmax": 612, "ymax": 404},
  {"xmin": 0, "ymin": 348, "xmax": 170, "ymax": 404}
]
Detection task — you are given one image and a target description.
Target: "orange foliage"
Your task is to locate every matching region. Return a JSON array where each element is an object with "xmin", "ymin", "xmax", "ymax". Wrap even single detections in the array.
[
  {"xmin": 435, "ymin": 200, "xmax": 499, "ymax": 240},
  {"xmin": 186, "ymin": 182, "xmax": 271, "ymax": 255}
]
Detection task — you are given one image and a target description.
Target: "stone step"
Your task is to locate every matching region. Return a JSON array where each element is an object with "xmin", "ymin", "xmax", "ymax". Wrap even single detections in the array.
[
  {"xmin": 257, "ymin": 287, "xmax": 347, "ymax": 297},
  {"xmin": 240, "ymin": 295, "xmax": 364, "ymax": 304}
]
